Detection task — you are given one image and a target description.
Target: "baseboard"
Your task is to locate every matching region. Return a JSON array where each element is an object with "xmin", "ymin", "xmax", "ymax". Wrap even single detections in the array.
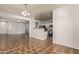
[{"xmin": 53, "ymin": 42, "xmax": 79, "ymax": 50}]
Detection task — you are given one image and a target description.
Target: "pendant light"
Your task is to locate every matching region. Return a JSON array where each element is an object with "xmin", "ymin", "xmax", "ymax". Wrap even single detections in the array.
[{"xmin": 21, "ymin": 4, "xmax": 30, "ymax": 16}]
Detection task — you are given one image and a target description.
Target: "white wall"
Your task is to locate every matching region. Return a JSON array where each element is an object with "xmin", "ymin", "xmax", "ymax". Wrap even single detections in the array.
[
  {"xmin": 0, "ymin": 21, "xmax": 26, "ymax": 34},
  {"xmin": 0, "ymin": 11, "xmax": 31, "ymax": 34},
  {"xmin": 53, "ymin": 5, "xmax": 79, "ymax": 49}
]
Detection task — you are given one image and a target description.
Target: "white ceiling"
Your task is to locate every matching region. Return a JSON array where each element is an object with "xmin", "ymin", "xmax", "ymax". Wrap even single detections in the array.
[{"xmin": 0, "ymin": 4, "xmax": 65, "ymax": 21}]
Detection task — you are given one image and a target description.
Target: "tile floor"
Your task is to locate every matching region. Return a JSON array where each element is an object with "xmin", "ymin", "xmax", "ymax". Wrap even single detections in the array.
[{"xmin": 0, "ymin": 34, "xmax": 79, "ymax": 54}]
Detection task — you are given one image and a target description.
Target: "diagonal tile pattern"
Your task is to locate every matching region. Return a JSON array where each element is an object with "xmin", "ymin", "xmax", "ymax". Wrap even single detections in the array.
[{"xmin": 0, "ymin": 34, "xmax": 79, "ymax": 54}]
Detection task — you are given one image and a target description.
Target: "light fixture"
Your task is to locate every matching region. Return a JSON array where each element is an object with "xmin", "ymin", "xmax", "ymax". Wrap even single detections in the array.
[
  {"xmin": 1, "ymin": 22, "xmax": 5, "ymax": 25},
  {"xmin": 21, "ymin": 4, "xmax": 30, "ymax": 16},
  {"xmin": 27, "ymin": 12, "xmax": 30, "ymax": 16}
]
